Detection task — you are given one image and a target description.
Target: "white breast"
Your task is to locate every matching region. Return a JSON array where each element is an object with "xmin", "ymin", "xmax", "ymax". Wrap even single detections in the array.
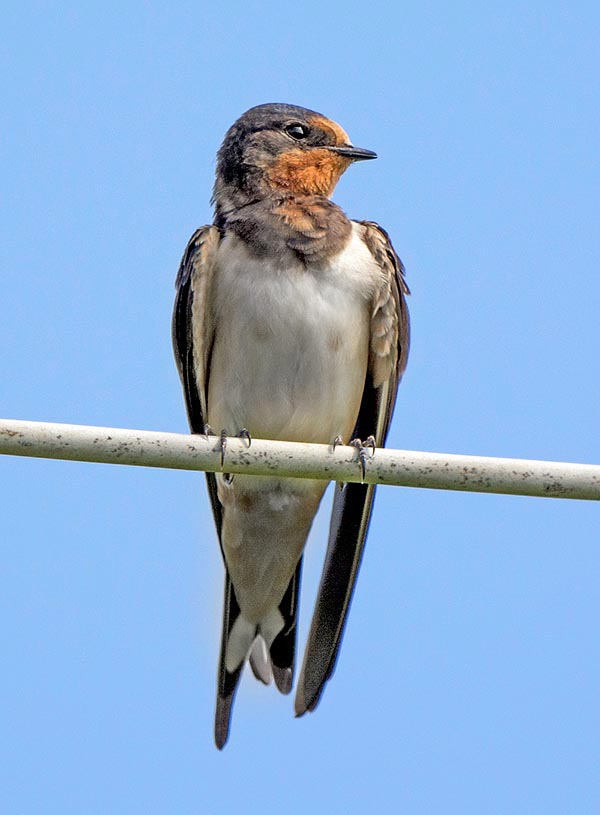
[{"xmin": 207, "ymin": 224, "xmax": 381, "ymax": 445}]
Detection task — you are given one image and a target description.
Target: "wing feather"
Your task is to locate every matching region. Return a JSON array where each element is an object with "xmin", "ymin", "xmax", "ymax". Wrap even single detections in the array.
[
  {"xmin": 173, "ymin": 226, "xmax": 246, "ymax": 747},
  {"xmin": 295, "ymin": 220, "xmax": 410, "ymax": 715},
  {"xmin": 173, "ymin": 225, "xmax": 304, "ymax": 747}
]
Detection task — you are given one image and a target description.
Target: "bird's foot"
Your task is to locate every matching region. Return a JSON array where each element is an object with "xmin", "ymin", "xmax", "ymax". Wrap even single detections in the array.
[
  {"xmin": 219, "ymin": 429, "xmax": 228, "ymax": 466},
  {"xmin": 331, "ymin": 435, "xmax": 346, "ymax": 489},
  {"xmin": 237, "ymin": 428, "xmax": 252, "ymax": 447},
  {"xmin": 216, "ymin": 427, "xmax": 252, "ymax": 482},
  {"xmin": 331, "ymin": 434, "xmax": 344, "ymax": 452},
  {"xmin": 350, "ymin": 435, "xmax": 376, "ymax": 482}
]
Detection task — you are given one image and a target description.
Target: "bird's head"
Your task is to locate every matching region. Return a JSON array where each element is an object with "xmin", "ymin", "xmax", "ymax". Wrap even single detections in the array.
[{"xmin": 213, "ymin": 103, "xmax": 376, "ymax": 219}]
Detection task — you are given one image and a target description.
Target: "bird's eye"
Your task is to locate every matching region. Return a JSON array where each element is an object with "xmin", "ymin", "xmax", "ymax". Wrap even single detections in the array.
[{"xmin": 285, "ymin": 123, "xmax": 310, "ymax": 140}]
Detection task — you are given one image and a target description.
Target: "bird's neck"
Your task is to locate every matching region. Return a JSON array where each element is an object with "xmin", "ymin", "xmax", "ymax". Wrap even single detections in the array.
[{"xmin": 215, "ymin": 193, "xmax": 353, "ymax": 265}]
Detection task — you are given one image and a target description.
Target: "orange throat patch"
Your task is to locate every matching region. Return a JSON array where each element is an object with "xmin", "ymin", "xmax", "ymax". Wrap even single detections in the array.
[{"xmin": 266, "ymin": 148, "xmax": 352, "ymax": 197}]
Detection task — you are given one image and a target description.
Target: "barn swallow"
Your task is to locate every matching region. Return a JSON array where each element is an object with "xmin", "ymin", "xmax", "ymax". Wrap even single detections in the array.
[{"xmin": 172, "ymin": 103, "xmax": 410, "ymax": 748}]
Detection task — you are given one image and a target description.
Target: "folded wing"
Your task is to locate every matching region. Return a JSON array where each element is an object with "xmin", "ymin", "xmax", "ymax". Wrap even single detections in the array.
[{"xmin": 295, "ymin": 221, "xmax": 410, "ymax": 715}]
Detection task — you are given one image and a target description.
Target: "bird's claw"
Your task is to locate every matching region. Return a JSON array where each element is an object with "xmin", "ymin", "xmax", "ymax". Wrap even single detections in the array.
[
  {"xmin": 364, "ymin": 435, "xmax": 376, "ymax": 456},
  {"xmin": 350, "ymin": 436, "xmax": 376, "ymax": 482},
  {"xmin": 219, "ymin": 429, "xmax": 228, "ymax": 467},
  {"xmin": 332, "ymin": 435, "xmax": 347, "ymax": 488},
  {"xmin": 204, "ymin": 424, "xmax": 229, "ymax": 474},
  {"xmin": 218, "ymin": 428, "xmax": 252, "ymax": 482},
  {"xmin": 238, "ymin": 428, "xmax": 252, "ymax": 447}
]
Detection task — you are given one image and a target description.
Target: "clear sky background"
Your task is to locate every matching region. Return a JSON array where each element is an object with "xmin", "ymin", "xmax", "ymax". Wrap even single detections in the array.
[{"xmin": 2, "ymin": 2, "xmax": 599, "ymax": 813}]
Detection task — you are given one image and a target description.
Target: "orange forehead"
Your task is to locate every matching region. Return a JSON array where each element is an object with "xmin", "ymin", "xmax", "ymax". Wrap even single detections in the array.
[
  {"xmin": 266, "ymin": 147, "xmax": 351, "ymax": 196},
  {"xmin": 307, "ymin": 115, "xmax": 350, "ymax": 146}
]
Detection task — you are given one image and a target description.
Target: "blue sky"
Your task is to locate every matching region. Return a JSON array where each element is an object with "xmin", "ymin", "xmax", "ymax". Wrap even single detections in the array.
[{"xmin": 2, "ymin": 2, "xmax": 599, "ymax": 813}]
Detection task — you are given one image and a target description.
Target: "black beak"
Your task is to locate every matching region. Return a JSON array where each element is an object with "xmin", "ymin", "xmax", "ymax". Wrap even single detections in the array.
[{"xmin": 328, "ymin": 144, "xmax": 377, "ymax": 161}]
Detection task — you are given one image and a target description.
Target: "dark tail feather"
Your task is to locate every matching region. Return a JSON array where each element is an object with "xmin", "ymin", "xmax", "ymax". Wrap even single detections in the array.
[
  {"xmin": 295, "ymin": 483, "xmax": 376, "ymax": 716},
  {"xmin": 214, "ymin": 575, "xmax": 244, "ymax": 750},
  {"xmin": 270, "ymin": 557, "xmax": 303, "ymax": 695},
  {"xmin": 215, "ymin": 558, "xmax": 304, "ymax": 747}
]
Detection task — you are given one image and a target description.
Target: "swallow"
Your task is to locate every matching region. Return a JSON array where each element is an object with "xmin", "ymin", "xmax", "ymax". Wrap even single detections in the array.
[{"xmin": 172, "ymin": 103, "xmax": 410, "ymax": 748}]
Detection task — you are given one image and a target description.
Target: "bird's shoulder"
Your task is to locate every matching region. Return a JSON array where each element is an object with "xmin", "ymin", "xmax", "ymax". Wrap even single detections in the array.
[
  {"xmin": 350, "ymin": 219, "xmax": 410, "ymax": 387},
  {"xmin": 175, "ymin": 224, "xmax": 221, "ymax": 290},
  {"xmin": 354, "ymin": 220, "xmax": 410, "ymax": 296}
]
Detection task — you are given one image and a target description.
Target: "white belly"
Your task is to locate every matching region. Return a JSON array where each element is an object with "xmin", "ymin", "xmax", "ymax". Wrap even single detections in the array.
[{"xmin": 207, "ymin": 226, "xmax": 378, "ymax": 445}]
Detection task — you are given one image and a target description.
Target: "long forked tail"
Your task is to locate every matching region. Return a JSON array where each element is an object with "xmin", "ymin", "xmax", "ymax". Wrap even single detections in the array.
[
  {"xmin": 215, "ymin": 577, "xmax": 244, "ymax": 750},
  {"xmin": 214, "ymin": 560, "xmax": 303, "ymax": 749}
]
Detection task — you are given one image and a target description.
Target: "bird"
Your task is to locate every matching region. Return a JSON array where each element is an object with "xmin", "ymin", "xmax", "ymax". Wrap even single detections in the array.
[{"xmin": 172, "ymin": 103, "xmax": 410, "ymax": 749}]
